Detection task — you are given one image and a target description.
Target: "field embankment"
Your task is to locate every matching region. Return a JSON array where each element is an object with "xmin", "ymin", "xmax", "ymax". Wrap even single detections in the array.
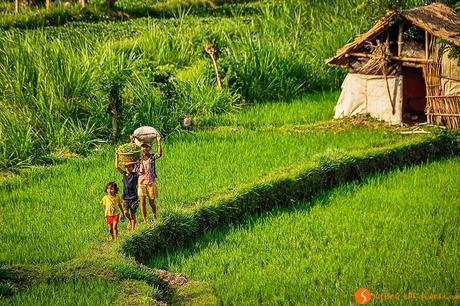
[
  {"xmin": 123, "ymin": 133, "xmax": 460, "ymax": 261},
  {"xmin": 146, "ymin": 156, "xmax": 460, "ymax": 305}
]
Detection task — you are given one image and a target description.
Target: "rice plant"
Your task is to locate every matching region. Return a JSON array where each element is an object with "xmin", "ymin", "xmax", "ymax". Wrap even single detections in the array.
[{"xmin": 1, "ymin": 279, "xmax": 120, "ymax": 306}]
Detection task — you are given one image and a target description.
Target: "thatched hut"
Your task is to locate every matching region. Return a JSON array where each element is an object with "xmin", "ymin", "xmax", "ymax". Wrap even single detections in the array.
[{"xmin": 326, "ymin": 3, "xmax": 460, "ymax": 129}]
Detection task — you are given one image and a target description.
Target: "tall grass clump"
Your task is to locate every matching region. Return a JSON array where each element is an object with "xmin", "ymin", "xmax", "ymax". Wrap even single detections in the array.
[
  {"xmin": 219, "ymin": 0, "xmax": 371, "ymax": 102},
  {"xmin": 0, "ymin": 108, "xmax": 46, "ymax": 169},
  {"xmin": 0, "ymin": 19, "xmax": 243, "ymax": 170},
  {"xmin": 0, "ymin": 30, "xmax": 103, "ymax": 169},
  {"xmin": 219, "ymin": 0, "xmax": 454, "ymax": 102}
]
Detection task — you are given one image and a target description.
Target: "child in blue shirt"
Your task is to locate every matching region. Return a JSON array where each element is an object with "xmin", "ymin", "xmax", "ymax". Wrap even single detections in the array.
[{"xmin": 115, "ymin": 152, "xmax": 144, "ymax": 230}]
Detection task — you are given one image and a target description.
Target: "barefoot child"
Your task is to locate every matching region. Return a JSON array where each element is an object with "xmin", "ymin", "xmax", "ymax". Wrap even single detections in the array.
[
  {"xmin": 102, "ymin": 182, "xmax": 124, "ymax": 240},
  {"xmin": 115, "ymin": 153, "xmax": 143, "ymax": 230}
]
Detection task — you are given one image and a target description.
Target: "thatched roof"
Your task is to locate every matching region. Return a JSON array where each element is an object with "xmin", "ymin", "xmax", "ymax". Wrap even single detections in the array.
[
  {"xmin": 326, "ymin": 3, "xmax": 460, "ymax": 67},
  {"xmin": 402, "ymin": 3, "xmax": 460, "ymax": 45}
]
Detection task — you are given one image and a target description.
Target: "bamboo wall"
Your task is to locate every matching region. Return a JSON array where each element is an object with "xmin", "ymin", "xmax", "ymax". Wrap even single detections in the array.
[
  {"xmin": 423, "ymin": 44, "xmax": 460, "ymax": 129},
  {"xmin": 426, "ymin": 95, "xmax": 460, "ymax": 129}
]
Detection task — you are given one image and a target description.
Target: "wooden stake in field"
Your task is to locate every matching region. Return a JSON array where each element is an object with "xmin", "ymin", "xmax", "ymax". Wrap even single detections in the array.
[
  {"xmin": 108, "ymin": 97, "xmax": 118, "ymax": 145},
  {"xmin": 204, "ymin": 41, "xmax": 223, "ymax": 90}
]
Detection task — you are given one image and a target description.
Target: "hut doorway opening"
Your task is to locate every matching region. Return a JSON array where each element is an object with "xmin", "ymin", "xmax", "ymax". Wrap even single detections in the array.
[{"xmin": 402, "ymin": 66, "xmax": 427, "ymax": 123}]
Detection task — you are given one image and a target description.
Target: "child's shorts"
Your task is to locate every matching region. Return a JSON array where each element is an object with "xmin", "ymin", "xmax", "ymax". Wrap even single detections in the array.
[
  {"xmin": 138, "ymin": 182, "xmax": 158, "ymax": 200},
  {"xmin": 106, "ymin": 214, "xmax": 119, "ymax": 225},
  {"xmin": 123, "ymin": 199, "xmax": 139, "ymax": 214}
]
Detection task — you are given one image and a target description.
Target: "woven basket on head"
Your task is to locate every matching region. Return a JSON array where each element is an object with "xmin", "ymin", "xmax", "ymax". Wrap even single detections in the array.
[{"xmin": 118, "ymin": 151, "xmax": 140, "ymax": 165}]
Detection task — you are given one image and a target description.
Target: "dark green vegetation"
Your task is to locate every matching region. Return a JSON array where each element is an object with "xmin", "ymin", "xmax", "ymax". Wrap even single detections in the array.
[{"xmin": 0, "ymin": 0, "xmax": 451, "ymax": 171}]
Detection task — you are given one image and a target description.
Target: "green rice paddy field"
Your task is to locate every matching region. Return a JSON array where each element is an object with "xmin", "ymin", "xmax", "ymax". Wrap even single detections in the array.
[
  {"xmin": 0, "ymin": 95, "xmax": 458, "ymax": 304},
  {"xmin": 1, "ymin": 1, "xmax": 459, "ymax": 303},
  {"xmin": 147, "ymin": 156, "xmax": 460, "ymax": 305},
  {"xmin": 1, "ymin": 92, "xmax": 430, "ymax": 265}
]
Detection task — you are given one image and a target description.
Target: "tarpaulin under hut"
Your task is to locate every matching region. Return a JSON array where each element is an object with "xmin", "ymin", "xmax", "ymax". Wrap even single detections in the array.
[{"xmin": 325, "ymin": 3, "xmax": 460, "ymax": 129}]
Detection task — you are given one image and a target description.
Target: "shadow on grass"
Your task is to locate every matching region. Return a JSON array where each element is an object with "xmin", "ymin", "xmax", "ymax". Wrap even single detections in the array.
[
  {"xmin": 119, "ymin": 0, "xmax": 262, "ymax": 19},
  {"xmin": 145, "ymin": 153, "xmax": 458, "ymax": 271},
  {"xmin": 127, "ymin": 134, "xmax": 460, "ymax": 266}
]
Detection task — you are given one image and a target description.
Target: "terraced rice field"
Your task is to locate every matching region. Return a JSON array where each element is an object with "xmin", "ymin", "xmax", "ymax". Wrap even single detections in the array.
[{"xmin": 147, "ymin": 157, "xmax": 460, "ymax": 304}]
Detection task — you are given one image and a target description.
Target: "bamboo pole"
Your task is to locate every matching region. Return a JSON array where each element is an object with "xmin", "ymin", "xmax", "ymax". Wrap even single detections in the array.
[
  {"xmin": 429, "ymin": 113, "xmax": 460, "ymax": 117},
  {"xmin": 204, "ymin": 42, "xmax": 223, "ymax": 90},
  {"xmin": 425, "ymin": 31, "xmax": 429, "ymax": 60},
  {"xmin": 15, "ymin": 0, "xmax": 19, "ymax": 13},
  {"xmin": 398, "ymin": 23, "xmax": 404, "ymax": 56},
  {"xmin": 346, "ymin": 52, "xmax": 433, "ymax": 63},
  {"xmin": 46, "ymin": 0, "xmax": 50, "ymax": 9},
  {"xmin": 426, "ymin": 95, "xmax": 460, "ymax": 98}
]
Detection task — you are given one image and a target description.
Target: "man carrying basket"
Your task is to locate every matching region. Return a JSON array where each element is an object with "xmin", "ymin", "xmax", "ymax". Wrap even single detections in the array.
[{"xmin": 137, "ymin": 134, "xmax": 162, "ymax": 224}]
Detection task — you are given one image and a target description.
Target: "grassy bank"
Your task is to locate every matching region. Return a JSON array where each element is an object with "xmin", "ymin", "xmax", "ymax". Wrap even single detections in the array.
[
  {"xmin": 1, "ymin": 279, "xmax": 120, "ymax": 305},
  {"xmin": 146, "ymin": 156, "xmax": 460, "ymax": 304}
]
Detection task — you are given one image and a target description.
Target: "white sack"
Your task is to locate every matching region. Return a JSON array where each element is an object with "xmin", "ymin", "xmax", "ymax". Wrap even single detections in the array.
[{"xmin": 132, "ymin": 126, "xmax": 159, "ymax": 146}]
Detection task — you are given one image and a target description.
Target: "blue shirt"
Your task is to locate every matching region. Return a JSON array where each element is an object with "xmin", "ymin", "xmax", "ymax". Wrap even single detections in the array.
[{"xmin": 122, "ymin": 171, "xmax": 138, "ymax": 201}]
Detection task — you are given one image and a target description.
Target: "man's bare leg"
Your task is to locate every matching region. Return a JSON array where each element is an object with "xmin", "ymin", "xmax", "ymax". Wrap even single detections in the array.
[
  {"xmin": 149, "ymin": 198, "xmax": 158, "ymax": 223},
  {"xmin": 140, "ymin": 196, "xmax": 148, "ymax": 222}
]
